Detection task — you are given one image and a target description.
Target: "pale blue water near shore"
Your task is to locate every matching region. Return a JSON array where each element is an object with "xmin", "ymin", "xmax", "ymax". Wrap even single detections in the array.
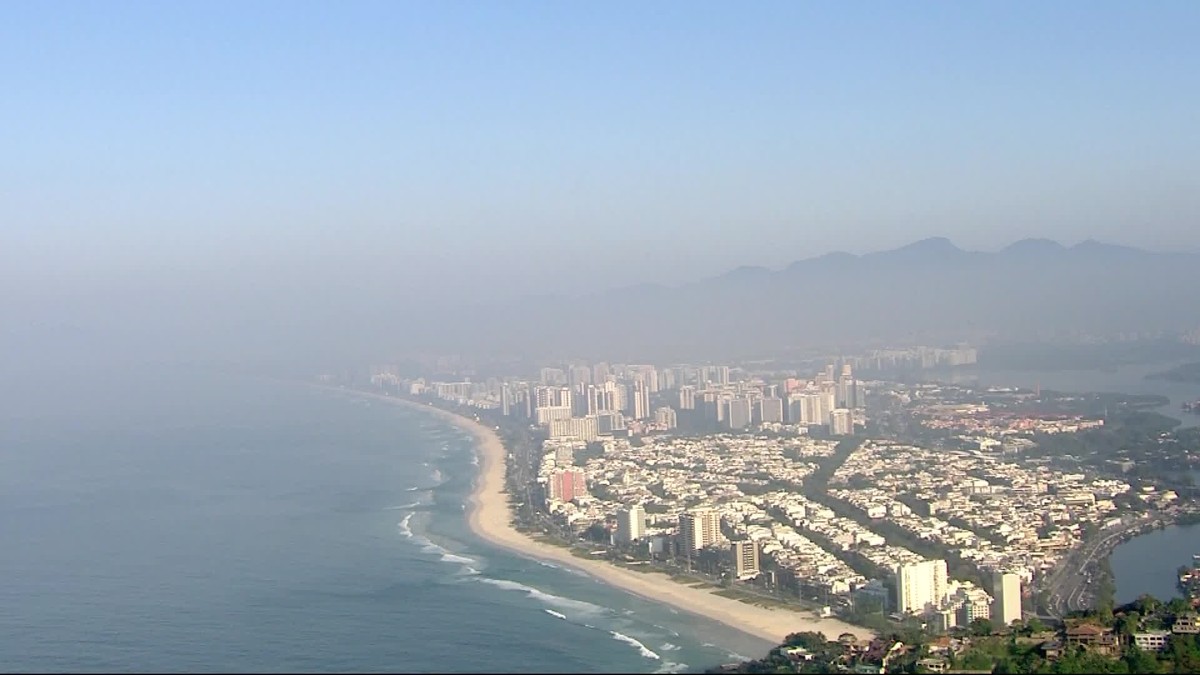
[{"xmin": 0, "ymin": 365, "xmax": 768, "ymax": 673}]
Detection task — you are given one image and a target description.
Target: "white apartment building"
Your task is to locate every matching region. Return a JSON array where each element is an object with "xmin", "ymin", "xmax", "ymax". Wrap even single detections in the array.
[
  {"xmin": 830, "ymin": 408, "xmax": 853, "ymax": 435},
  {"xmin": 760, "ymin": 397, "xmax": 784, "ymax": 424},
  {"xmin": 732, "ymin": 540, "xmax": 760, "ymax": 579},
  {"xmin": 654, "ymin": 407, "xmax": 677, "ymax": 429},
  {"xmin": 678, "ymin": 508, "xmax": 723, "ymax": 551},
  {"xmin": 992, "ymin": 572, "xmax": 1023, "ymax": 628},
  {"xmin": 548, "ymin": 416, "xmax": 600, "ymax": 442},
  {"xmin": 896, "ymin": 559, "xmax": 948, "ymax": 615},
  {"xmin": 616, "ymin": 504, "xmax": 647, "ymax": 544}
]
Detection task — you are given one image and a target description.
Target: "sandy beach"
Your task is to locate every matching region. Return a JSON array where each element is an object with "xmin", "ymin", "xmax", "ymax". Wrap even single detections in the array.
[{"xmin": 343, "ymin": 388, "xmax": 876, "ymax": 646}]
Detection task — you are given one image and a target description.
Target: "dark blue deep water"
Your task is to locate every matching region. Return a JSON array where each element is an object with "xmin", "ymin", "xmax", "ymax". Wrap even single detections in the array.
[{"xmin": 0, "ymin": 365, "xmax": 767, "ymax": 673}]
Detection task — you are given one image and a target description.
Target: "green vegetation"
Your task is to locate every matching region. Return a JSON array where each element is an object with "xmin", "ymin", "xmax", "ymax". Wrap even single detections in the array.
[
  {"xmin": 1026, "ymin": 409, "xmax": 1197, "ymax": 490},
  {"xmin": 716, "ymin": 593, "xmax": 1200, "ymax": 674}
]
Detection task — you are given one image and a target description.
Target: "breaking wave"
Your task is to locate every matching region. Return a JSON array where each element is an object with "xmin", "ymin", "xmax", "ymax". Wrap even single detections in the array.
[
  {"xmin": 475, "ymin": 577, "xmax": 608, "ymax": 616},
  {"xmin": 544, "ymin": 609, "xmax": 567, "ymax": 620},
  {"xmin": 610, "ymin": 631, "xmax": 660, "ymax": 660},
  {"xmin": 397, "ymin": 514, "xmax": 414, "ymax": 538}
]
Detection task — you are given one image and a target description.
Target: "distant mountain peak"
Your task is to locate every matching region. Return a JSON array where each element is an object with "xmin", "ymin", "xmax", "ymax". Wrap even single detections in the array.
[
  {"xmin": 864, "ymin": 237, "xmax": 966, "ymax": 262},
  {"xmin": 909, "ymin": 236, "xmax": 958, "ymax": 248},
  {"xmin": 727, "ymin": 264, "xmax": 770, "ymax": 276},
  {"xmin": 1003, "ymin": 238, "xmax": 1067, "ymax": 254},
  {"xmin": 782, "ymin": 250, "xmax": 854, "ymax": 270},
  {"xmin": 1069, "ymin": 239, "xmax": 1145, "ymax": 255}
]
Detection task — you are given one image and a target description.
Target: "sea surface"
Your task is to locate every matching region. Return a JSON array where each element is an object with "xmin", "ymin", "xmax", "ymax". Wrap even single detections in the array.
[{"xmin": 0, "ymin": 365, "xmax": 768, "ymax": 673}]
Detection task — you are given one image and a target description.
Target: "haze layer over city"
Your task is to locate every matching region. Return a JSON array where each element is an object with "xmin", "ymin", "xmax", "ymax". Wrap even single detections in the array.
[
  {"xmin": 4, "ymin": 1, "xmax": 1199, "ymax": 372},
  {"xmin": 4, "ymin": 3, "xmax": 1200, "ymax": 675}
]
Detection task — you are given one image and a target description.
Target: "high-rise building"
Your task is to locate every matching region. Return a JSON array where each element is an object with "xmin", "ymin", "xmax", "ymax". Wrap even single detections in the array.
[
  {"xmin": 992, "ymin": 573, "xmax": 1022, "ymax": 628},
  {"xmin": 596, "ymin": 412, "xmax": 625, "ymax": 434},
  {"xmin": 786, "ymin": 395, "xmax": 805, "ymax": 424},
  {"xmin": 616, "ymin": 504, "xmax": 646, "ymax": 544},
  {"xmin": 546, "ymin": 469, "xmax": 587, "ymax": 503},
  {"xmin": 592, "ymin": 362, "xmax": 611, "ymax": 384},
  {"xmin": 631, "ymin": 381, "xmax": 650, "ymax": 420},
  {"xmin": 654, "ymin": 407, "xmax": 677, "ymax": 429},
  {"xmin": 792, "ymin": 393, "xmax": 827, "ymax": 425},
  {"xmin": 535, "ymin": 405, "xmax": 573, "ymax": 426},
  {"xmin": 726, "ymin": 397, "xmax": 752, "ymax": 429},
  {"xmin": 548, "ymin": 416, "xmax": 600, "ymax": 442},
  {"xmin": 951, "ymin": 587, "xmax": 994, "ymax": 627},
  {"xmin": 660, "ymin": 368, "xmax": 676, "ymax": 391},
  {"xmin": 612, "ymin": 382, "xmax": 628, "ymax": 414},
  {"xmin": 534, "ymin": 385, "xmax": 572, "ymax": 409},
  {"xmin": 830, "ymin": 408, "xmax": 853, "ymax": 435},
  {"xmin": 715, "ymin": 366, "xmax": 731, "ymax": 386},
  {"xmin": 678, "ymin": 385, "xmax": 696, "ymax": 410},
  {"xmin": 540, "ymin": 367, "xmax": 567, "ymax": 385},
  {"xmin": 678, "ymin": 509, "xmax": 722, "ymax": 551},
  {"xmin": 732, "ymin": 540, "xmax": 760, "ymax": 579},
  {"xmin": 895, "ymin": 559, "xmax": 949, "ymax": 615},
  {"xmin": 590, "ymin": 381, "xmax": 618, "ymax": 412},
  {"xmin": 569, "ymin": 365, "xmax": 592, "ymax": 388},
  {"xmin": 759, "ymin": 397, "xmax": 784, "ymax": 423}
]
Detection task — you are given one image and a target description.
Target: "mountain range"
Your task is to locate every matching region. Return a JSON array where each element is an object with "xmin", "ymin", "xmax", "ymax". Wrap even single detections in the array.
[{"xmin": 425, "ymin": 237, "xmax": 1200, "ymax": 362}]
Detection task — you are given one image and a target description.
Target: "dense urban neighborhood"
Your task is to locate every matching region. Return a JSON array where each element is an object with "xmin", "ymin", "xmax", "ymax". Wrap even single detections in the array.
[{"xmin": 337, "ymin": 343, "xmax": 1200, "ymax": 673}]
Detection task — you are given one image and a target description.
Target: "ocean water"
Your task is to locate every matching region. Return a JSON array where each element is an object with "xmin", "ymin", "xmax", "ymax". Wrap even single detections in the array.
[{"xmin": 0, "ymin": 365, "xmax": 768, "ymax": 673}]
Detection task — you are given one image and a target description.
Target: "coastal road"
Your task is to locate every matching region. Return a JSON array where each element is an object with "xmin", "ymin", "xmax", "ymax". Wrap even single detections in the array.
[{"xmin": 1044, "ymin": 514, "xmax": 1158, "ymax": 617}]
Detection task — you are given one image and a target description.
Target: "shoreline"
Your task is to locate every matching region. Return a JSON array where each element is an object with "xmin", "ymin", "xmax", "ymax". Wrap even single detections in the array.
[{"xmin": 329, "ymin": 386, "xmax": 876, "ymax": 646}]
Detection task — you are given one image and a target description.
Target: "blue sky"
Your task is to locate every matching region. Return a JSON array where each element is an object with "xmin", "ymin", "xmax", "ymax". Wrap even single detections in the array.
[{"xmin": 3, "ymin": 1, "xmax": 1198, "ymax": 293}]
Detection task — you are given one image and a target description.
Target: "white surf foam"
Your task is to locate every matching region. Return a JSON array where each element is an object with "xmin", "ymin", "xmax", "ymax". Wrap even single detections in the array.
[
  {"xmin": 476, "ymin": 577, "xmax": 608, "ymax": 616},
  {"xmin": 460, "ymin": 566, "xmax": 481, "ymax": 576},
  {"xmin": 654, "ymin": 662, "xmax": 689, "ymax": 674},
  {"xmin": 419, "ymin": 539, "xmax": 447, "ymax": 556},
  {"xmin": 533, "ymin": 558, "xmax": 588, "ymax": 577},
  {"xmin": 441, "ymin": 553, "xmax": 476, "ymax": 565},
  {"xmin": 385, "ymin": 502, "xmax": 421, "ymax": 510},
  {"xmin": 610, "ymin": 631, "xmax": 660, "ymax": 660},
  {"xmin": 660, "ymin": 643, "xmax": 681, "ymax": 651},
  {"xmin": 544, "ymin": 609, "xmax": 567, "ymax": 620},
  {"xmin": 727, "ymin": 652, "xmax": 751, "ymax": 662},
  {"xmin": 397, "ymin": 514, "xmax": 414, "ymax": 538}
]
